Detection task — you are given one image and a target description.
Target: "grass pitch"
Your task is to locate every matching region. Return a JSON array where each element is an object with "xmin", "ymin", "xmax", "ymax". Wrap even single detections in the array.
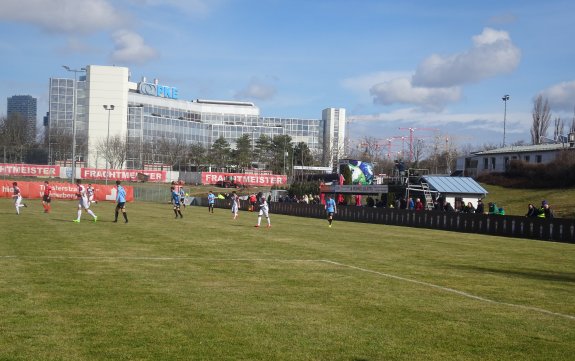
[{"xmin": 1, "ymin": 199, "xmax": 574, "ymax": 361}]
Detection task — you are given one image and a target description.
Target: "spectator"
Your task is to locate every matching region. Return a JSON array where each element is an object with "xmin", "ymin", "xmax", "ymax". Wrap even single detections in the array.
[
  {"xmin": 464, "ymin": 202, "xmax": 475, "ymax": 213},
  {"xmin": 476, "ymin": 199, "xmax": 484, "ymax": 214},
  {"xmin": 526, "ymin": 203, "xmax": 538, "ymax": 217},
  {"xmin": 488, "ymin": 202, "xmax": 498, "ymax": 215},
  {"xmin": 408, "ymin": 197, "xmax": 415, "ymax": 210},
  {"xmin": 444, "ymin": 201, "xmax": 455, "ymax": 212},
  {"xmin": 497, "ymin": 207, "xmax": 505, "ymax": 215},
  {"xmin": 538, "ymin": 201, "xmax": 554, "ymax": 219},
  {"xmin": 414, "ymin": 198, "xmax": 424, "ymax": 211}
]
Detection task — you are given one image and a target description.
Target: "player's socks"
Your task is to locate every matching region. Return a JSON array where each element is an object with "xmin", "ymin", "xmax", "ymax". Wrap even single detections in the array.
[
  {"xmin": 77, "ymin": 209, "xmax": 82, "ymax": 220},
  {"xmin": 114, "ymin": 211, "xmax": 119, "ymax": 222},
  {"xmin": 178, "ymin": 210, "xmax": 183, "ymax": 218},
  {"xmin": 123, "ymin": 213, "xmax": 128, "ymax": 223}
]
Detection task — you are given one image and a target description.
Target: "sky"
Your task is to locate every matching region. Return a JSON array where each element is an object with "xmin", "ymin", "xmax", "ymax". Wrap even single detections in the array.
[{"xmin": 1, "ymin": 0, "xmax": 574, "ymax": 154}]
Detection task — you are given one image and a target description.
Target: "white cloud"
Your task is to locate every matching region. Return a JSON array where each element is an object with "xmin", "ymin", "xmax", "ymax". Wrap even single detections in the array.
[
  {"xmin": 539, "ymin": 80, "xmax": 575, "ymax": 111},
  {"xmin": 342, "ymin": 71, "xmax": 412, "ymax": 94},
  {"xmin": 0, "ymin": 0, "xmax": 124, "ymax": 33},
  {"xmin": 412, "ymin": 28, "xmax": 521, "ymax": 87},
  {"xmin": 235, "ymin": 76, "xmax": 277, "ymax": 101},
  {"xmin": 370, "ymin": 78, "xmax": 461, "ymax": 111},
  {"xmin": 129, "ymin": 0, "xmax": 215, "ymax": 15},
  {"xmin": 110, "ymin": 30, "xmax": 159, "ymax": 64}
]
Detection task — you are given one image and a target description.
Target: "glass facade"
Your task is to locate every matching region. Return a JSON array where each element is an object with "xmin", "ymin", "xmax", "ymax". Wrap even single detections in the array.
[
  {"xmin": 47, "ymin": 67, "xmax": 343, "ymax": 170},
  {"xmin": 124, "ymin": 100, "xmax": 326, "ymax": 169}
]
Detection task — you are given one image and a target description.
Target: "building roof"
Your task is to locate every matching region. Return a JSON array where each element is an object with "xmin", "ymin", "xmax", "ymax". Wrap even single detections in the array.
[
  {"xmin": 423, "ymin": 176, "xmax": 488, "ymax": 196},
  {"xmin": 473, "ymin": 143, "xmax": 572, "ymax": 155}
]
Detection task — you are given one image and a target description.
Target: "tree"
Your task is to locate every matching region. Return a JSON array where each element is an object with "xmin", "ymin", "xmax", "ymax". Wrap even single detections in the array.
[
  {"xmin": 186, "ymin": 143, "xmax": 208, "ymax": 171},
  {"xmin": 270, "ymin": 135, "xmax": 293, "ymax": 174},
  {"xmin": 254, "ymin": 134, "xmax": 272, "ymax": 165},
  {"xmin": 0, "ymin": 114, "xmax": 32, "ymax": 163},
  {"xmin": 293, "ymin": 142, "xmax": 314, "ymax": 167},
  {"xmin": 209, "ymin": 136, "xmax": 231, "ymax": 170},
  {"xmin": 531, "ymin": 95, "xmax": 552, "ymax": 144},
  {"xmin": 553, "ymin": 117, "xmax": 565, "ymax": 141},
  {"xmin": 95, "ymin": 134, "xmax": 128, "ymax": 169},
  {"xmin": 157, "ymin": 136, "xmax": 188, "ymax": 170},
  {"xmin": 233, "ymin": 134, "xmax": 253, "ymax": 171}
]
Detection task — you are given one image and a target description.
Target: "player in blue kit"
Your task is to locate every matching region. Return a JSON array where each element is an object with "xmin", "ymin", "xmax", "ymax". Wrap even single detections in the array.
[
  {"xmin": 207, "ymin": 190, "xmax": 215, "ymax": 213},
  {"xmin": 171, "ymin": 186, "xmax": 183, "ymax": 218},
  {"xmin": 325, "ymin": 194, "xmax": 337, "ymax": 228},
  {"xmin": 113, "ymin": 180, "xmax": 128, "ymax": 223}
]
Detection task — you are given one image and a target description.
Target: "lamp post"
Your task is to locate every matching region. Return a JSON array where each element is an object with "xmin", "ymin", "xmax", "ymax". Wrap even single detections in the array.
[
  {"xmin": 103, "ymin": 105, "xmax": 115, "ymax": 185},
  {"xmin": 62, "ymin": 65, "xmax": 86, "ymax": 183},
  {"xmin": 502, "ymin": 94, "xmax": 510, "ymax": 147}
]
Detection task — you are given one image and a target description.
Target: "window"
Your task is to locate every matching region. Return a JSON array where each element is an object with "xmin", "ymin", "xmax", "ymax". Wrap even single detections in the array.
[
  {"xmin": 491, "ymin": 157, "xmax": 496, "ymax": 169},
  {"xmin": 536, "ymin": 155, "xmax": 542, "ymax": 163},
  {"xmin": 524, "ymin": 155, "xmax": 530, "ymax": 162}
]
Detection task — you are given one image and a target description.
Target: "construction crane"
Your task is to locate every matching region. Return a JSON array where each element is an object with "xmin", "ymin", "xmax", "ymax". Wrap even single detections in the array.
[{"xmin": 398, "ymin": 127, "xmax": 439, "ymax": 162}]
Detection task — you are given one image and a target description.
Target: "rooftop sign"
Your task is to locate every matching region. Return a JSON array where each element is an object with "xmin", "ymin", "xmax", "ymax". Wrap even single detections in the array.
[{"xmin": 138, "ymin": 82, "xmax": 179, "ymax": 99}]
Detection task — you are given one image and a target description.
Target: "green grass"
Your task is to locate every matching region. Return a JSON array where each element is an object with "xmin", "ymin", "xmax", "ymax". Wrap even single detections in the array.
[
  {"xmin": 482, "ymin": 183, "xmax": 575, "ymax": 219},
  {"xmin": 1, "ymin": 198, "xmax": 574, "ymax": 361}
]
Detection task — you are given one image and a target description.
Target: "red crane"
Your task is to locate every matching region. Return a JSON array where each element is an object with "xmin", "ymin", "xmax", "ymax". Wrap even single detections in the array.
[{"xmin": 398, "ymin": 127, "xmax": 439, "ymax": 161}]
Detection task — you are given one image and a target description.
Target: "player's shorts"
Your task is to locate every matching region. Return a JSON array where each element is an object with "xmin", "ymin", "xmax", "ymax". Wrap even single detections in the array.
[
  {"xmin": 116, "ymin": 202, "xmax": 126, "ymax": 209},
  {"xmin": 43, "ymin": 195, "xmax": 51, "ymax": 203},
  {"xmin": 173, "ymin": 202, "xmax": 181, "ymax": 210},
  {"xmin": 14, "ymin": 195, "xmax": 22, "ymax": 206},
  {"xmin": 327, "ymin": 212, "xmax": 334, "ymax": 218},
  {"xmin": 88, "ymin": 195, "xmax": 95, "ymax": 202},
  {"xmin": 231, "ymin": 204, "xmax": 239, "ymax": 213},
  {"xmin": 79, "ymin": 197, "xmax": 90, "ymax": 209},
  {"xmin": 258, "ymin": 209, "xmax": 269, "ymax": 218}
]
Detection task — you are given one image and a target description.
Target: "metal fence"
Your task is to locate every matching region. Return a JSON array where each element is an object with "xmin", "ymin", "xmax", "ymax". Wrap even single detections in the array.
[{"xmin": 197, "ymin": 198, "xmax": 575, "ymax": 244}]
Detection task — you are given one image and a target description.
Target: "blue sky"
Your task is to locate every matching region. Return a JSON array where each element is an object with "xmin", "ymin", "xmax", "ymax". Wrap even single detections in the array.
[{"xmin": 1, "ymin": 0, "xmax": 574, "ymax": 152}]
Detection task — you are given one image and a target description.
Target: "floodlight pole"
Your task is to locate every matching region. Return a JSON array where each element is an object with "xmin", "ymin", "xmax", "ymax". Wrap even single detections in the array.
[
  {"xmin": 103, "ymin": 105, "xmax": 115, "ymax": 185},
  {"xmin": 502, "ymin": 94, "xmax": 510, "ymax": 147}
]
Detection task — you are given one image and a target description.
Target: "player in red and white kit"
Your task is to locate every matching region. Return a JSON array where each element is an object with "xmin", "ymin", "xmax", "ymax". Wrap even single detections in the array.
[
  {"xmin": 73, "ymin": 179, "xmax": 98, "ymax": 223},
  {"xmin": 42, "ymin": 180, "xmax": 52, "ymax": 213},
  {"xmin": 87, "ymin": 184, "xmax": 97, "ymax": 204},
  {"xmin": 12, "ymin": 182, "xmax": 27, "ymax": 215},
  {"xmin": 255, "ymin": 196, "xmax": 271, "ymax": 228}
]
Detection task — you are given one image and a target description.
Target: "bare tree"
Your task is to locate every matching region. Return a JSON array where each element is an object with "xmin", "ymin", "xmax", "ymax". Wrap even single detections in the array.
[
  {"xmin": 157, "ymin": 136, "xmax": 188, "ymax": 170},
  {"xmin": 95, "ymin": 134, "xmax": 128, "ymax": 169},
  {"xmin": 530, "ymin": 95, "xmax": 552, "ymax": 144},
  {"xmin": 553, "ymin": 117, "xmax": 564, "ymax": 141},
  {"xmin": 571, "ymin": 106, "xmax": 575, "ymax": 134}
]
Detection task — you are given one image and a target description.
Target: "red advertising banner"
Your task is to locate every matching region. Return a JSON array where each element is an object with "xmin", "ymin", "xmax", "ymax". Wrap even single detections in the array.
[
  {"xmin": 0, "ymin": 180, "xmax": 134, "ymax": 202},
  {"xmin": 81, "ymin": 168, "xmax": 167, "ymax": 183},
  {"xmin": 0, "ymin": 163, "xmax": 60, "ymax": 177},
  {"xmin": 202, "ymin": 172, "xmax": 287, "ymax": 186}
]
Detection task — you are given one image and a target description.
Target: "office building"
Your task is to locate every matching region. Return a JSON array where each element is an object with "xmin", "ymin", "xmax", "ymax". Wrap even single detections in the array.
[
  {"xmin": 7, "ymin": 94, "xmax": 37, "ymax": 141},
  {"xmin": 47, "ymin": 65, "xmax": 345, "ymax": 170}
]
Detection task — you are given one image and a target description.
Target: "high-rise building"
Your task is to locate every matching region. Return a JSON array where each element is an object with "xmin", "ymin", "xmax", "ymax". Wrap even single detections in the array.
[
  {"xmin": 48, "ymin": 65, "xmax": 345, "ymax": 170},
  {"xmin": 7, "ymin": 94, "xmax": 37, "ymax": 141}
]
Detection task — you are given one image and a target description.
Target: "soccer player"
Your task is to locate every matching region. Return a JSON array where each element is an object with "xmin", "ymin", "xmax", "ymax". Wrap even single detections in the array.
[
  {"xmin": 113, "ymin": 180, "xmax": 128, "ymax": 223},
  {"xmin": 171, "ymin": 186, "xmax": 183, "ymax": 218},
  {"xmin": 12, "ymin": 182, "xmax": 27, "ymax": 215},
  {"xmin": 73, "ymin": 179, "xmax": 98, "ymax": 223},
  {"xmin": 207, "ymin": 190, "xmax": 215, "ymax": 213},
  {"xmin": 42, "ymin": 180, "xmax": 52, "ymax": 213},
  {"xmin": 179, "ymin": 186, "xmax": 186, "ymax": 209},
  {"xmin": 230, "ymin": 191, "xmax": 240, "ymax": 220},
  {"xmin": 255, "ymin": 196, "xmax": 271, "ymax": 228},
  {"xmin": 87, "ymin": 183, "xmax": 97, "ymax": 204},
  {"xmin": 325, "ymin": 194, "xmax": 337, "ymax": 228}
]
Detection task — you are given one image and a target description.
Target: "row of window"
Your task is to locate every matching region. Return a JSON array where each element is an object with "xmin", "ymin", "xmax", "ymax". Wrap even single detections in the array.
[{"xmin": 482, "ymin": 155, "xmax": 543, "ymax": 169}]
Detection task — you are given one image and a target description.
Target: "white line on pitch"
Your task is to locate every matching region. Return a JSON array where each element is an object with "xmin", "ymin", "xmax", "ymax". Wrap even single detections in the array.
[
  {"xmin": 2, "ymin": 255, "xmax": 573, "ymax": 321},
  {"xmin": 321, "ymin": 259, "xmax": 575, "ymax": 321}
]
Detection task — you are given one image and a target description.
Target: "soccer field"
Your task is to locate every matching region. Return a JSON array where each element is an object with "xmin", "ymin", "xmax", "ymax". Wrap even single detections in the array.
[{"xmin": 1, "ymin": 199, "xmax": 574, "ymax": 361}]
